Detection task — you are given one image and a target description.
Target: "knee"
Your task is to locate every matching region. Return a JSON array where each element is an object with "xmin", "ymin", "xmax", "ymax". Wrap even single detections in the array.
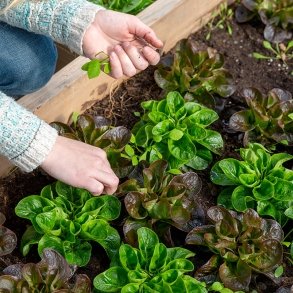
[{"xmin": 1, "ymin": 34, "xmax": 58, "ymax": 96}]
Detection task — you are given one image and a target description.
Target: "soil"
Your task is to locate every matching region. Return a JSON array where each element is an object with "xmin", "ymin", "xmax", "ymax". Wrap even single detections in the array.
[{"xmin": 0, "ymin": 13, "xmax": 292, "ymax": 292}]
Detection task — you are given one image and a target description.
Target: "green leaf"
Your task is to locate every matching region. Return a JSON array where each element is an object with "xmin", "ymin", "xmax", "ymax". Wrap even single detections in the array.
[
  {"xmin": 231, "ymin": 186, "xmax": 254, "ymax": 212},
  {"xmin": 20, "ymin": 226, "xmax": 42, "ymax": 256},
  {"xmin": 138, "ymin": 227, "xmax": 159, "ymax": 264},
  {"xmin": 119, "ymin": 244, "xmax": 140, "ymax": 271},
  {"xmin": 168, "ymin": 134, "xmax": 196, "ymax": 161},
  {"xmin": 169, "ymin": 129, "xmax": 184, "ymax": 141},
  {"xmin": 85, "ymin": 59, "xmax": 101, "ymax": 79},
  {"xmin": 274, "ymin": 265, "xmax": 284, "ymax": 278},
  {"xmin": 94, "ymin": 267, "xmax": 128, "ymax": 292},
  {"xmin": 188, "ymin": 108, "xmax": 219, "ymax": 126},
  {"xmin": 15, "ymin": 196, "xmax": 54, "ymax": 221},
  {"xmin": 63, "ymin": 240, "xmax": 92, "ymax": 266}
]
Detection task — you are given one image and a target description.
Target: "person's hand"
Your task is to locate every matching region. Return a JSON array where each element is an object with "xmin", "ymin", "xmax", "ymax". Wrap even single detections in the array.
[
  {"xmin": 82, "ymin": 10, "xmax": 163, "ymax": 78},
  {"xmin": 40, "ymin": 136, "xmax": 119, "ymax": 195}
]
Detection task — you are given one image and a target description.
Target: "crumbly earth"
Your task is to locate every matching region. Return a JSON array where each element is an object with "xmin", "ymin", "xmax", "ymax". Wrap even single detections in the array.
[{"xmin": 0, "ymin": 16, "xmax": 292, "ymax": 291}]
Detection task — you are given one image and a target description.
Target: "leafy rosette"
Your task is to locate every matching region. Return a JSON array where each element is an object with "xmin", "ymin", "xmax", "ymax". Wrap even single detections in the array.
[
  {"xmin": 94, "ymin": 227, "xmax": 208, "ymax": 293},
  {"xmin": 50, "ymin": 114, "xmax": 133, "ymax": 178},
  {"xmin": 210, "ymin": 143, "xmax": 293, "ymax": 225},
  {"xmin": 129, "ymin": 91, "xmax": 224, "ymax": 170},
  {"xmin": 0, "ymin": 212, "xmax": 17, "ymax": 256},
  {"xmin": 229, "ymin": 88, "xmax": 293, "ymax": 147},
  {"xmin": 235, "ymin": 0, "xmax": 293, "ymax": 42},
  {"xmin": 154, "ymin": 39, "xmax": 236, "ymax": 108},
  {"xmin": 0, "ymin": 249, "xmax": 91, "ymax": 292},
  {"xmin": 117, "ymin": 160, "xmax": 203, "ymax": 244},
  {"xmin": 15, "ymin": 181, "xmax": 121, "ymax": 266},
  {"xmin": 90, "ymin": 0, "xmax": 154, "ymax": 15},
  {"xmin": 186, "ymin": 206, "xmax": 284, "ymax": 292}
]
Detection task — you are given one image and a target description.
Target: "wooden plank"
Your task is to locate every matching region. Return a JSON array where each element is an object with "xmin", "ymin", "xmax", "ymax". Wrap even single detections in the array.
[{"xmin": 0, "ymin": 0, "xmax": 226, "ymax": 177}]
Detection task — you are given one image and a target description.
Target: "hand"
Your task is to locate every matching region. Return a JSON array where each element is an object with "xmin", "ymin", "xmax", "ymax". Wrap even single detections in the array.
[
  {"xmin": 82, "ymin": 10, "xmax": 163, "ymax": 78},
  {"xmin": 40, "ymin": 136, "xmax": 119, "ymax": 195}
]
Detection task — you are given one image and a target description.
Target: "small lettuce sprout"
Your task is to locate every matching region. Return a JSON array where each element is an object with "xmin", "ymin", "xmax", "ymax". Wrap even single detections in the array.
[
  {"xmin": 0, "ymin": 249, "xmax": 91, "ymax": 292},
  {"xmin": 154, "ymin": 39, "xmax": 236, "ymax": 108},
  {"xmin": 0, "ymin": 212, "xmax": 17, "ymax": 256},
  {"xmin": 15, "ymin": 181, "xmax": 121, "ymax": 266},
  {"xmin": 229, "ymin": 87, "xmax": 293, "ymax": 147},
  {"xmin": 235, "ymin": 0, "xmax": 293, "ymax": 43},
  {"xmin": 128, "ymin": 91, "xmax": 224, "ymax": 170},
  {"xmin": 89, "ymin": 0, "xmax": 154, "ymax": 15},
  {"xmin": 51, "ymin": 114, "xmax": 133, "ymax": 178},
  {"xmin": 186, "ymin": 206, "xmax": 284, "ymax": 292},
  {"xmin": 94, "ymin": 227, "xmax": 208, "ymax": 292},
  {"xmin": 210, "ymin": 143, "xmax": 293, "ymax": 225},
  {"xmin": 117, "ymin": 160, "xmax": 203, "ymax": 244},
  {"xmin": 206, "ymin": 2, "xmax": 234, "ymax": 40},
  {"xmin": 81, "ymin": 52, "xmax": 110, "ymax": 79}
]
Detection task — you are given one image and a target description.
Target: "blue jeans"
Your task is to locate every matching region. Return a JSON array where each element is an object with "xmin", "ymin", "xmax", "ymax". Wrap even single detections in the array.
[{"xmin": 0, "ymin": 22, "xmax": 58, "ymax": 96}]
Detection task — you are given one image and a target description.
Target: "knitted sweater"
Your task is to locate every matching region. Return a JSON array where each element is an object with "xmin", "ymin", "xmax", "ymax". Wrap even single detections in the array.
[{"xmin": 0, "ymin": 0, "xmax": 103, "ymax": 172}]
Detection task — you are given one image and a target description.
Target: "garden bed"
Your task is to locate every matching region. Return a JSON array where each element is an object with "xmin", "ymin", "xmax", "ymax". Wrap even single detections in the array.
[{"xmin": 0, "ymin": 2, "xmax": 292, "ymax": 293}]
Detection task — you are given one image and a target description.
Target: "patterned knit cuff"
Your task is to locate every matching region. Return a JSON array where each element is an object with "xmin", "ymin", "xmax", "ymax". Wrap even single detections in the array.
[
  {"xmin": 12, "ymin": 122, "xmax": 58, "ymax": 172},
  {"xmin": 67, "ymin": 2, "xmax": 105, "ymax": 55}
]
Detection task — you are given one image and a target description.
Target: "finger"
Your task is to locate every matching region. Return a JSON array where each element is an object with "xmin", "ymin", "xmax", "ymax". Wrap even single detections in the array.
[
  {"xmin": 109, "ymin": 51, "xmax": 123, "ymax": 79},
  {"xmin": 114, "ymin": 45, "xmax": 137, "ymax": 77},
  {"xmin": 92, "ymin": 169, "xmax": 119, "ymax": 194},
  {"xmin": 142, "ymin": 46, "xmax": 161, "ymax": 66},
  {"xmin": 130, "ymin": 20, "xmax": 163, "ymax": 49},
  {"xmin": 122, "ymin": 42, "xmax": 149, "ymax": 71},
  {"xmin": 85, "ymin": 178, "xmax": 105, "ymax": 195}
]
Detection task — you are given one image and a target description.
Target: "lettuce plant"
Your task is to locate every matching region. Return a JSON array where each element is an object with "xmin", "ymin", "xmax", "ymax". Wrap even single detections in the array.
[
  {"xmin": 117, "ymin": 160, "xmax": 203, "ymax": 244},
  {"xmin": 154, "ymin": 39, "xmax": 236, "ymax": 108},
  {"xmin": 90, "ymin": 0, "xmax": 154, "ymax": 15},
  {"xmin": 0, "ymin": 249, "xmax": 91, "ymax": 292},
  {"xmin": 210, "ymin": 143, "xmax": 293, "ymax": 225},
  {"xmin": 229, "ymin": 88, "xmax": 293, "ymax": 147},
  {"xmin": 15, "ymin": 181, "xmax": 121, "ymax": 266},
  {"xmin": 186, "ymin": 206, "xmax": 284, "ymax": 292},
  {"xmin": 0, "ymin": 212, "xmax": 17, "ymax": 256},
  {"xmin": 235, "ymin": 0, "xmax": 293, "ymax": 42},
  {"xmin": 94, "ymin": 227, "xmax": 208, "ymax": 293},
  {"xmin": 128, "ymin": 91, "xmax": 224, "ymax": 170},
  {"xmin": 51, "ymin": 114, "xmax": 133, "ymax": 178}
]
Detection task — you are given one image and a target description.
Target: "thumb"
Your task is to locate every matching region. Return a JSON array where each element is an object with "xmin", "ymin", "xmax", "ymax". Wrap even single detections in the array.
[{"xmin": 130, "ymin": 19, "xmax": 163, "ymax": 49}]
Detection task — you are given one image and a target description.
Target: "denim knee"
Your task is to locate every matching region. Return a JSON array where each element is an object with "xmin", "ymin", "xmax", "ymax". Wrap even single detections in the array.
[{"xmin": 0, "ymin": 22, "xmax": 58, "ymax": 96}]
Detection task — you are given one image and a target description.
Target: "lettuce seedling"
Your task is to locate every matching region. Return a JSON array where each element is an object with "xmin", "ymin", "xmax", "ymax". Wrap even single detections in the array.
[
  {"xmin": 235, "ymin": 0, "xmax": 293, "ymax": 42},
  {"xmin": 128, "ymin": 91, "xmax": 224, "ymax": 170},
  {"xmin": 210, "ymin": 143, "xmax": 293, "ymax": 225},
  {"xmin": 51, "ymin": 114, "xmax": 133, "ymax": 178},
  {"xmin": 82, "ymin": 52, "xmax": 110, "ymax": 79},
  {"xmin": 94, "ymin": 227, "xmax": 208, "ymax": 292},
  {"xmin": 0, "ymin": 249, "xmax": 91, "ymax": 292},
  {"xmin": 154, "ymin": 39, "xmax": 236, "ymax": 108},
  {"xmin": 15, "ymin": 181, "xmax": 121, "ymax": 266},
  {"xmin": 90, "ymin": 0, "xmax": 154, "ymax": 15},
  {"xmin": 186, "ymin": 206, "xmax": 284, "ymax": 292},
  {"xmin": 117, "ymin": 160, "xmax": 203, "ymax": 244},
  {"xmin": 0, "ymin": 212, "xmax": 17, "ymax": 256},
  {"xmin": 229, "ymin": 88, "xmax": 293, "ymax": 147}
]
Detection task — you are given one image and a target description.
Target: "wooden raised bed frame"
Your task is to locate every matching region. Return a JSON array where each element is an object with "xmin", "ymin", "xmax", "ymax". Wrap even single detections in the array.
[{"xmin": 0, "ymin": 0, "xmax": 228, "ymax": 177}]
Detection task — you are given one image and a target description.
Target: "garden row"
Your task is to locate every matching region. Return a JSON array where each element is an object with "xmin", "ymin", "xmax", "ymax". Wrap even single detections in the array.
[{"xmin": 0, "ymin": 1, "xmax": 292, "ymax": 293}]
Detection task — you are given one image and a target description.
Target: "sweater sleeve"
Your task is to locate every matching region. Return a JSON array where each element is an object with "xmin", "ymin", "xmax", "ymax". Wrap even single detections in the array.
[
  {"xmin": 0, "ymin": 0, "xmax": 104, "ymax": 55},
  {"xmin": 0, "ymin": 92, "xmax": 58, "ymax": 172}
]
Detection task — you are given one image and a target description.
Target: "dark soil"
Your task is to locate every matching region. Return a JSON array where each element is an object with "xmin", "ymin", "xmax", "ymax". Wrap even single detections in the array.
[{"xmin": 0, "ymin": 13, "xmax": 292, "ymax": 292}]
